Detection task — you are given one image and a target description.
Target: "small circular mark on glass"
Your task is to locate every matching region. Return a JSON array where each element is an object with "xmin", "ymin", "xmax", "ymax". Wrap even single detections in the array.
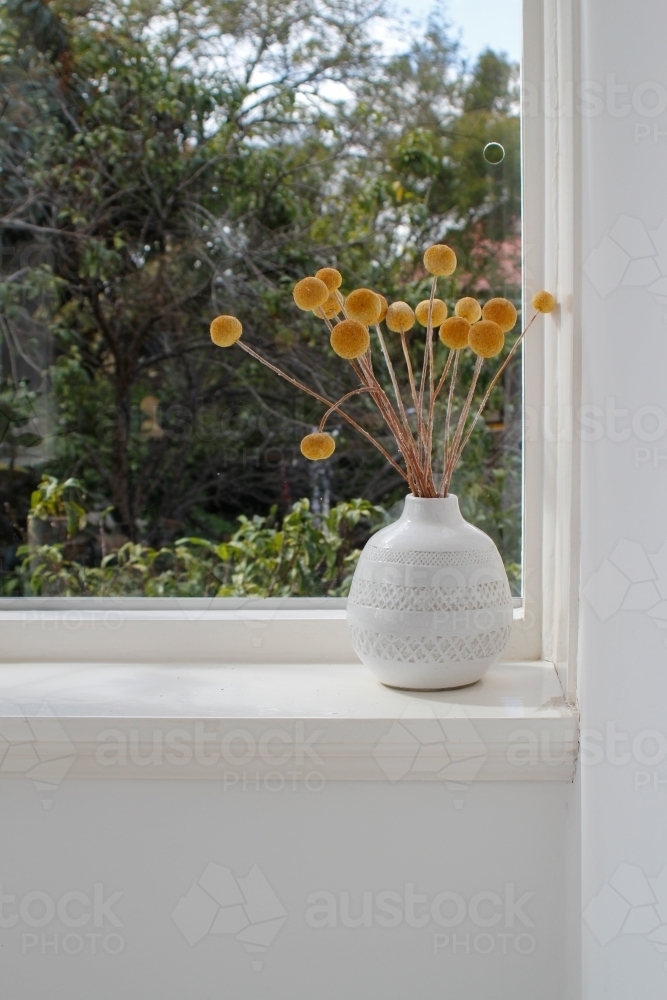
[{"xmin": 483, "ymin": 142, "xmax": 505, "ymax": 164}]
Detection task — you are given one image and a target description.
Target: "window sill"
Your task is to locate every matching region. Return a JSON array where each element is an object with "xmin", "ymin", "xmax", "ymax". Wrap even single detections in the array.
[
  {"xmin": 0, "ymin": 598, "xmax": 532, "ymax": 663},
  {"xmin": 0, "ymin": 659, "xmax": 577, "ymax": 783}
]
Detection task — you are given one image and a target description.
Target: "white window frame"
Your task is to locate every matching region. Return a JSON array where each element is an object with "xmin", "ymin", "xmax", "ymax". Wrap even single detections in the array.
[
  {"xmin": 521, "ymin": 0, "xmax": 581, "ymax": 702},
  {"xmin": 0, "ymin": 0, "xmax": 581, "ymax": 703}
]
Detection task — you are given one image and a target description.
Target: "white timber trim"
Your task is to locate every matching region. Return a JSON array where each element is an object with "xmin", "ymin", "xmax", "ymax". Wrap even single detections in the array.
[
  {"xmin": 521, "ymin": 0, "xmax": 582, "ymax": 700},
  {"xmin": 0, "ymin": 598, "xmax": 528, "ymax": 664},
  {"xmin": 0, "ymin": 660, "xmax": 577, "ymax": 782}
]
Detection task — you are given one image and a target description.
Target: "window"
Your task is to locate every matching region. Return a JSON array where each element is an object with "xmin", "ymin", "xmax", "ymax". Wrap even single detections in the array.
[{"xmin": 0, "ymin": 0, "xmax": 579, "ymax": 687}]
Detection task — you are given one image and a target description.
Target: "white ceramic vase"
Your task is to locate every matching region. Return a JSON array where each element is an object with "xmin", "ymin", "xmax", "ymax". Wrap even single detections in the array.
[{"xmin": 347, "ymin": 495, "xmax": 513, "ymax": 690}]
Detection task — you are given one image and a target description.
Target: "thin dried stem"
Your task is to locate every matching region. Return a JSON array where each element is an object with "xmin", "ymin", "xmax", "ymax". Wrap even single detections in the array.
[
  {"xmin": 441, "ymin": 354, "xmax": 483, "ymax": 496},
  {"xmin": 425, "ymin": 277, "xmax": 439, "ymax": 478},
  {"xmin": 400, "ymin": 330, "xmax": 420, "ymax": 424},
  {"xmin": 318, "ymin": 387, "xmax": 377, "ymax": 431},
  {"xmin": 315, "ymin": 311, "xmax": 335, "ymax": 332},
  {"xmin": 455, "ymin": 312, "xmax": 538, "ymax": 464},
  {"xmin": 443, "ymin": 351, "xmax": 459, "ymax": 470},
  {"xmin": 396, "ymin": 330, "xmax": 431, "ymax": 494},
  {"xmin": 357, "ymin": 357, "xmax": 396, "ymax": 432},
  {"xmin": 356, "ymin": 354, "xmax": 427, "ymax": 495},
  {"xmin": 237, "ymin": 341, "xmax": 408, "ymax": 481},
  {"xmin": 418, "ymin": 276, "xmax": 438, "ymax": 448},
  {"xmin": 353, "ymin": 357, "xmax": 424, "ymax": 493},
  {"xmin": 362, "ymin": 344, "xmax": 374, "ymax": 377},
  {"xmin": 423, "ymin": 347, "xmax": 454, "ymax": 494},
  {"xmin": 433, "ymin": 348, "xmax": 454, "ymax": 406},
  {"xmin": 451, "ymin": 355, "xmax": 484, "ymax": 461},
  {"xmin": 374, "ymin": 324, "xmax": 413, "ymax": 442}
]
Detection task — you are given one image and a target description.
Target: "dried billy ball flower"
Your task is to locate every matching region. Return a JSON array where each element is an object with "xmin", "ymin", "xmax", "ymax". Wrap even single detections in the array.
[
  {"xmin": 481, "ymin": 297, "xmax": 517, "ymax": 333},
  {"xmin": 415, "ymin": 298, "xmax": 448, "ymax": 327},
  {"xmin": 315, "ymin": 292, "xmax": 341, "ymax": 320},
  {"xmin": 469, "ymin": 320, "xmax": 505, "ymax": 358},
  {"xmin": 315, "ymin": 267, "xmax": 343, "ymax": 291},
  {"xmin": 423, "ymin": 243, "xmax": 457, "ymax": 276},
  {"xmin": 300, "ymin": 432, "xmax": 336, "ymax": 461},
  {"xmin": 345, "ymin": 288, "xmax": 382, "ymax": 325},
  {"xmin": 455, "ymin": 296, "xmax": 482, "ymax": 324},
  {"xmin": 210, "ymin": 315, "xmax": 242, "ymax": 347},
  {"xmin": 385, "ymin": 301, "xmax": 415, "ymax": 333},
  {"xmin": 439, "ymin": 316, "xmax": 470, "ymax": 350},
  {"xmin": 293, "ymin": 276, "xmax": 329, "ymax": 311},
  {"xmin": 532, "ymin": 290, "xmax": 557, "ymax": 313},
  {"xmin": 376, "ymin": 294, "xmax": 388, "ymax": 323},
  {"xmin": 330, "ymin": 318, "xmax": 370, "ymax": 359}
]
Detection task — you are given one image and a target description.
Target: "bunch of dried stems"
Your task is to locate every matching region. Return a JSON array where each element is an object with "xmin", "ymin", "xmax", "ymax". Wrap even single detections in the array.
[{"xmin": 210, "ymin": 247, "xmax": 555, "ymax": 498}]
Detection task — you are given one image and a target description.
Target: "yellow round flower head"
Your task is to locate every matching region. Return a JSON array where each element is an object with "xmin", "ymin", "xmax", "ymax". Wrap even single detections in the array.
[
  {"xmin": 301, "ymin": 432, "xmax": 336, "ymax": 461},
  {"xmin": 385, "ymin": 301, "xmax": 415, "ymax": 333},
  {"xmin": 315, "ymin": 267, "xmax": 343, "ymax": 292},
  {"xmin": 481, "ymin": 297, "xmax": 517, "ymax": 333},
  {"xmin": 293, "ymin": 277, "xmax": 329, "ymax": 311},
  {"xmin": 345, "ymin": 288, "xmax": 382, "ymax": 325},
  {"xmin": 532, "ymin": 290, "xmax": 557, "ymax": 313},
  {"xmin": 415, "ymin": 298, "xmax": 448, "ymax": 327},
  {"xmin": 423, "ymin": 244, "xmax": 457, "ymax": 276},
  {"xmin": 210, "ymin": 315, "xmax": 242, "ymax": 348},
  {"xmin": 376, "ymin": 294, "xmax": 388, "ymax": 323},
  {"xmin": 438, "ymin": 316, "xmax": 470, "ymax": 350},
  {"xmin": 469, "ymin": 320, "xmax": 504, "ymax": 358},
  {"xmin": 316, "ymin": 292, "xmax": 341, "ymax": 320},
  {"xmin": 330, "ymin": 319, "xmax": 370, "ymax": 359},
  {"xmin": 455, "ymin": 296, "xmax": 482, "ymax": 324}
]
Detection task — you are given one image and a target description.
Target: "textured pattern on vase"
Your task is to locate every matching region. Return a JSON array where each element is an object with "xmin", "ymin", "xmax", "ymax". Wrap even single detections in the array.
[
  {"xmin": 348, "ymin": 577, "xmax": 511, "ymax": 613},
  {"xmin": 348, "ymin": 539, "xmax": 513, "ymax": 672},
  {"xmin": 348, "ymin": 624, "xmax": 513, "ymax": 664},
  {"xmin": 362, "ymin": 546, "xmax": 498, "ymax": 568}
]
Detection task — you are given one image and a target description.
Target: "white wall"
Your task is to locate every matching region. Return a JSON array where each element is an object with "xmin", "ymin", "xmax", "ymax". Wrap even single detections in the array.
[
  {"xmin": 579, "ymin": 0, "xmax": 667, "ymax": 996},
  {"xmin": 0, "ymin": 775, "xmax": 572, "ymax": 999}
]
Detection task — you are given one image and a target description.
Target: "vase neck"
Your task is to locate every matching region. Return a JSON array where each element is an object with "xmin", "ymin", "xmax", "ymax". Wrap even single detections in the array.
[{"xmin": 400, "ymin": 494, "xmax": 464, "ymax": 528}]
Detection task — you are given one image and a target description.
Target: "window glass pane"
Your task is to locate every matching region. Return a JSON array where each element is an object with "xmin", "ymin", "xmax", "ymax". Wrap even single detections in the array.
[{"xmin": 0, "ymin": 0, "xmax": 522, "ymax": 598}]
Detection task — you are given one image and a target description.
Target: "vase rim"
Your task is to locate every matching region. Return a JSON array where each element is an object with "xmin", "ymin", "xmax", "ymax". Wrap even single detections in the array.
[{"xmin": 404, "ymin": 493, "xmax": 458, "ymax": 501}]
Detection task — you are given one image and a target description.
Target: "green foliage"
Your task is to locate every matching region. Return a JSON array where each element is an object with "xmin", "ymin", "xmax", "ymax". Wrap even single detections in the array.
[
  {"xmin": 213, "ymin": 498, "xmax": 389, "ymax": 597},
  {"xmin": 10, "ymin": 497, "xmax": 387, "ymax": 597},
  {"xmin": 29, "ymin": 474, "xmax": 87, "ymax": 537},
  {"xmin": 0, "ymin": 380, "xmax": 42, "ymax": 453}
]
